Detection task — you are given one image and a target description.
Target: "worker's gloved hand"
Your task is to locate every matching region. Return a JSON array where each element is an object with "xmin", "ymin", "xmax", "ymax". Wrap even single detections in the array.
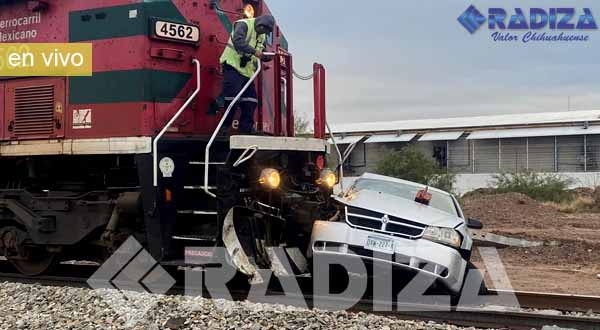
[{"xmin": 260, "ymin": 53, "xmax": 274, "ymax": 62}]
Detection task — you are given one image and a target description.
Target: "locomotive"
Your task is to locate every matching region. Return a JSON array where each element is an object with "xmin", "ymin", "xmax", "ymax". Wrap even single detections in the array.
[{"xmin": 0, "ymin": 0, "xmax": 332, "ymax": 277}]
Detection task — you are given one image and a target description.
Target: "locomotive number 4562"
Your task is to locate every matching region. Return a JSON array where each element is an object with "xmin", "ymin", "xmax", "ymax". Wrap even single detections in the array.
[{"xmin": 154, "ymin": 20, "xmax": 200, "ymax": 44}]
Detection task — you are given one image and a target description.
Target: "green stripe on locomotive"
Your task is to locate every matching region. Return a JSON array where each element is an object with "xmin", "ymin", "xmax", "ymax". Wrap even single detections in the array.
[
  {"xmin": 68, "ymin": 1, "xmax": 189, "ymax": 104},
  {"xmin": 69, "ymin": 1, "xmax": 185, "ymax": 42},
  {"xmin": 70, "ymin": 70, "xmax": 191, "ymax": 104}
]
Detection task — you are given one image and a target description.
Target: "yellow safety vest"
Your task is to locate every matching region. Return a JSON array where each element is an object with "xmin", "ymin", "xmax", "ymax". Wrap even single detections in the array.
[{"xmin": 220, "ymin": 18, "xmax": 266, "ymax": 78}]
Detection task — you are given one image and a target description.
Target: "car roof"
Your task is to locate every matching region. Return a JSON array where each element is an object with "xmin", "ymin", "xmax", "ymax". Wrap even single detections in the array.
[{"xmin": 357, "ymin": 173, "xmax": 452, "ymax": 196}]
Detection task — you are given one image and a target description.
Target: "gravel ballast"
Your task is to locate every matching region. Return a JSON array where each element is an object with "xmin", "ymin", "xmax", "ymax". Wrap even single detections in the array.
[{"xmin": 0, "ymin": 281, "xmax": 488, "ymax": 330}]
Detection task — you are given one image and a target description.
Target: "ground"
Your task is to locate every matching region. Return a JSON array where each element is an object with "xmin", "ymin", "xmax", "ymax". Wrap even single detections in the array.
[
  {"xmin": 463, "ymin": 192, "xmax": 600, "ymax": 296},
  {"xmin": 0, "ymin": 282, "xmax": 487, "ymax": 330}
]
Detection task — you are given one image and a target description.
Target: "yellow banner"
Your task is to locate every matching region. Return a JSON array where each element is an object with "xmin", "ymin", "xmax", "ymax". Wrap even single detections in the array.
[{"xmin": 0, "ymin": 43, "xmax": 92, "ymax": 76}]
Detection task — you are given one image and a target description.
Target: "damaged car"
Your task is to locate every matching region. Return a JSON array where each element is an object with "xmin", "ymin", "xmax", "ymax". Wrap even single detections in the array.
[{"xmin": 309, "ymin": 173, "xmax": 479, "ymax": 295}]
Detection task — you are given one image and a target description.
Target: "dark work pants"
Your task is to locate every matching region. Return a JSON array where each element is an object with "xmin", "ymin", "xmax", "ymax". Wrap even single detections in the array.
[{"xmin": 222, "ymin": 64, "xmax": 258, "ymax": 134}]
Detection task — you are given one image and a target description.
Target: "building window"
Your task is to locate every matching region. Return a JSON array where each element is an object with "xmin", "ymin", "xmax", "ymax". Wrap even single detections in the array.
[
  {"xmin": 414, "ymin": 141, "xmax": 447, "ymax": 169},
  {"xmin": 448, "ymin": 139, "xmax": 472, "ymax": 173},
  {"xmin": 527, "ymin": 137, "xmax": 555, "ymax": 172},
  {"xmin": 587, "ymin": 135, "xmax": 600, "ymax": 172},
  {"xmin": 500, "ymin": 138, "xmax": 527, "ymax": 172},
  {"xmin": 557, "ymin": 136, "xmax": 585, "ymax": 172},
  {"xmin": 432, "ymin": 143, "xmax": 448, "ymax": 169},
  {"xmin": 337, "ymin": 133, "xmax": 600, "ymax": 176},
  {"xmin": 474, "ymin": 139, "xmax": 499, "ymax": 173}
]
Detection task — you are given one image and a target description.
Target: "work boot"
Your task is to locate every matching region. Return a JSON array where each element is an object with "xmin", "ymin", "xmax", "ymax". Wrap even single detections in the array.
[
  {"xmin": 217, "ymin": 126, "xmax": 229, "ymax": 137},
  {"xmin": 238, "ymin": 128, "xmax": 257, "ymax": 135}
]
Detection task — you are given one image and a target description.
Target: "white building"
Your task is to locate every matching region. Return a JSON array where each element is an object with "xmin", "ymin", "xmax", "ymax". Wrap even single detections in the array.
[{"xmin": 330, "ymin": 110, "xmax": 600, "ymax": 194}]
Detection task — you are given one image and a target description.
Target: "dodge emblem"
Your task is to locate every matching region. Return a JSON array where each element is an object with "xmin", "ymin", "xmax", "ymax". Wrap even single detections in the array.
[{"xmin": 381, "ymin": 214, "xmax": 390, "ymax": 224}]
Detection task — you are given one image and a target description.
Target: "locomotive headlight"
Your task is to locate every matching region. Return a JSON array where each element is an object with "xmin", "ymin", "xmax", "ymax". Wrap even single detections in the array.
[
  {"xmin": 244, "ymin": 4, "xmax": 255, "ymax": 18},
  {"xmin": 422, "ymin": 227, "xmax": 462, "ymax": 248},
  {"xmin": 259, "ymin": 168, "xmax": 281, "ymax": 189},
  {"xmin": 317, "ymin": 169, "xmax": 337, "ymax": 189}
]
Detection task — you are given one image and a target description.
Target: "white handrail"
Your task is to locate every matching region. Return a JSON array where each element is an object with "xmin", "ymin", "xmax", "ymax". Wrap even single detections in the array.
[
  {"xmin": 153, "ymin": 59, "xmax": 201, "ymax": 187},
  {"xmin": 292, "ymin": 70, "xmax": 314, "ymax": 81},
  {"xmin": 204, "ymin": 53, "xmax": 276, "ymax": 197},
  {"xmin": 233, "ymin": 145, "xmax": 259, "ymax": 168},
  {"xmin": 326, "ymin": 122, "xmax": 344, "ymax": 194},
  {"xmin": 342, "ymin": 140, "xmax": 359, "ymax": 164}
]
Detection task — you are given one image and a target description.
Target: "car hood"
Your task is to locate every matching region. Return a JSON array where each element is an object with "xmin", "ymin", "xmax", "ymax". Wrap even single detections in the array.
[{"xmin": 334, "ymin": 189, "xmax": 462, "ymax": 228}]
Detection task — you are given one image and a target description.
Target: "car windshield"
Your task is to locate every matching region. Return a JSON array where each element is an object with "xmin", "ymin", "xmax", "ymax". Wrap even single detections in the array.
[{"xmin": 349, "ymin": 178, "xmax": 458, "ymax": 216}]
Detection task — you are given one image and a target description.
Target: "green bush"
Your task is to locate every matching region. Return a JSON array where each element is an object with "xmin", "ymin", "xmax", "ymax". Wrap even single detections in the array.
[
  {"xmin": 375, "ymin": 145, "xmax": 456, "ymax": 193},
  {"xmin": 428, "ymin": 173, "xmax": 457, "ymax": 194},
  {"xmin": 294, "ymin": 115, "xmax": 312, "ymax": 136},
  {"xmin": 493, "ymin": 172, "xmax": 575, "ymax": 203}
]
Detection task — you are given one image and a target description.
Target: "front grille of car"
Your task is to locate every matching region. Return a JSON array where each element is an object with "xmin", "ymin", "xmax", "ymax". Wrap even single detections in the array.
[{"xmin": 345, "ymin": 206, "xmax": 426, "ymax": 239}]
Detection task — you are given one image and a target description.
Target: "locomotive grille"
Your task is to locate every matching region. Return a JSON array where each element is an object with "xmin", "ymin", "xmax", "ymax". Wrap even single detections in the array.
[{"xmin": 14, "ymin": 84, "xmax": 55, "ymax": 136}]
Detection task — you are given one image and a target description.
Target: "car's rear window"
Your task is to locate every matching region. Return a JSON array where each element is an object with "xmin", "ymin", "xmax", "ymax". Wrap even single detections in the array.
[{"xmin": 350, "ymin": 179, "xmax": 458, "ymax": 216}]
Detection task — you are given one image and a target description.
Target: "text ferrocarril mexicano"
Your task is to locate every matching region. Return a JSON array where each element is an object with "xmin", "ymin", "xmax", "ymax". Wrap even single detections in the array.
[{"xmin": 0, "ymin": 12, "xmax": 42, "ymax": 42}]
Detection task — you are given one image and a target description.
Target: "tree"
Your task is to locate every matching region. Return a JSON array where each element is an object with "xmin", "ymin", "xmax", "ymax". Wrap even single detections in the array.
[
  {"xmin": 294, "ymin": 114, "xmax": 312, "ymax": 136},
  {"xmin": 375, "ymin": 145, "xmax": 456, "ymax": 193}
]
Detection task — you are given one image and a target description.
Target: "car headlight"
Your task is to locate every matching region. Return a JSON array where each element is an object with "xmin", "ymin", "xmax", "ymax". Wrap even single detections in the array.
[
  {"xmin": 317, "ymin": 169, "xmax": 337, "ymax": 189},
  {"xmin": 259, "ymin": 168, "xmax": 281, "ymax": 189},
  {"xmin": 422, "ymin": 227, "xmax": 462, "ymax": 248}
]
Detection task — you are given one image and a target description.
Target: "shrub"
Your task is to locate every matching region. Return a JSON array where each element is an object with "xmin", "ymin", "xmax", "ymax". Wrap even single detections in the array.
[
  {"xmin": 493, "ymin": 172, "xmax": 574, "ymax": 203},
  {"xmin": 294, "ymin": 115, "xmax": 312, "ymax": 136},
  {"xmin": 375, "ymin": 145, "xmax": 456, "ymax": 193},
  {"xmin": 428, "ymin": 173, "xmax": 457, "ymax": 194},
  {"xmin": 545, "ymin": 196, "xmax": 596, "ymax": 214}
]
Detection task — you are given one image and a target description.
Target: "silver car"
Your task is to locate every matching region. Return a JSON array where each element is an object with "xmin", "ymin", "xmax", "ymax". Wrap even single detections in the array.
[{"xmin": 309, "ymin": 173, "xmax": 475, "ymax": 294}]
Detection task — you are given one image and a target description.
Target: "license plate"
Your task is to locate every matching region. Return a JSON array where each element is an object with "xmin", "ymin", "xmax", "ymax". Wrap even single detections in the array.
[{"xmin": 365, "ymin": 236, "xmax": 395, "ymax": 254}]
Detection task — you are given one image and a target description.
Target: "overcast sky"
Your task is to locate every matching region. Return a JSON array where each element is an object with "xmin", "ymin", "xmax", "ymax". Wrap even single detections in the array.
[{"xmin": 268, "ymin": 0, "xmax": 600, "ymax": 124}]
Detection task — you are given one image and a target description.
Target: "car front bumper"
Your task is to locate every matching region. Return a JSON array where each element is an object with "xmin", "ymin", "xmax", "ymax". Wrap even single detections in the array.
[{"xmin": 309, "ymin": 221, "xmax": 468, "ymax": 293}]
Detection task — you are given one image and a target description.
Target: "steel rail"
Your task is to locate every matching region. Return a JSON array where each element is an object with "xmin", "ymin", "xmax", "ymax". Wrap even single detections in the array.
[
  {"xmin": 494, "ymin": 289, "xmax": 600, "ymax": 314},
  {"xmin": 0, "ymin": 263, "xmax": 97, "ymax": 288},
  {"xmin": 384, "ymin": 309, "xmax": 600, "ymax": 330}
]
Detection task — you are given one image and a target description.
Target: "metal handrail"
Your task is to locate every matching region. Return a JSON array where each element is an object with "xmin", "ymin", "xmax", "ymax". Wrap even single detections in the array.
[
  {"xmin": 233, "ymin": 145, "xmax": 259, "ymax": 167},
  {"xmin": 204, "ymin": 52, "xmax": 276, "ymax": 197},
  {"xmin": 293, "ymin": 70, "xmax": 314, "ymax": 81},
  {"xmin": 209, "ymin": 0, "xmax": 241, "ymax": 16},
  {"xmin": 326, "ymin": 122, "xmax": 344, "ymax": 194},
  {"xmin": 342, "ymin": 140, "xmax": 359, "ymax": 164},
  {"xmin": 153, "ymin": 59, "xmax": 201, "ymax": 187}
]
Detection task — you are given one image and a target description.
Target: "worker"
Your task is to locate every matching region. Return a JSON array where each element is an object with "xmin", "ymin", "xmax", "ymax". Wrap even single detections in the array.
[{"xmin": 219, "ymin": 15, "xmax": 276, "ymax": 135}]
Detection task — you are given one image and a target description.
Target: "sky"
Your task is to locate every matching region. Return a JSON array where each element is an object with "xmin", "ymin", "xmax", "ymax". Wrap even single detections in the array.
[{"xmin": 268, "ymin": 0, "xmax": 600, "ymax": 124}]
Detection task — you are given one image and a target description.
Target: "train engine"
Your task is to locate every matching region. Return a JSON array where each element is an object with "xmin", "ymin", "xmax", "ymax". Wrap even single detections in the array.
[{"xmin": 0, "ymin": 0, "xmax": 332, "ymax": 277}]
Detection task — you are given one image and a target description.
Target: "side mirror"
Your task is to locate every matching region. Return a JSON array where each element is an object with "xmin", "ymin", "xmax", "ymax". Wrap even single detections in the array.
[{"xmin": 467, "ymin": 218, "xmax": 484, "ymax": 230}]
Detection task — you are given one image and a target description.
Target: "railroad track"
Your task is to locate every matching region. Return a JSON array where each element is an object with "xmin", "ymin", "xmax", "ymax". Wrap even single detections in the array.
[
  {"xmin": 495, "ymin": 289, "xmax": 600, "ymax": 314},
  {"xmin": 1, "ymin": 263, "xmax": 599, "ymax": 330},
  {"xmin": 386, "ymin": 309, "xmax": 600, "ymax": 330}
]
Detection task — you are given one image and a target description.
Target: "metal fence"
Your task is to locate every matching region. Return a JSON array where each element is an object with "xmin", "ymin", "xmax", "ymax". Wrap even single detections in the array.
[
  {"xmin": 335, "ymin": 134, "xmax": 600, "ymax": 176},
  {"xmin": 447, "ymin": 135, "xmax": 599, "ymax": 174}
]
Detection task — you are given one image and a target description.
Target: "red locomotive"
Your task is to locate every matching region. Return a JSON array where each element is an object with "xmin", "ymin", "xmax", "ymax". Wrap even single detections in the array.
[{"xmin": 0, "ymin": 0, "xmax": 332, "ymax": 277}]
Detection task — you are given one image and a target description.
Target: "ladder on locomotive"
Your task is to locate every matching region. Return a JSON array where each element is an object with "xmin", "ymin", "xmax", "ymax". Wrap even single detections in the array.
[{"xmin": 153, "ymin": 54, "xmax": 277, "ymax": 245}]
